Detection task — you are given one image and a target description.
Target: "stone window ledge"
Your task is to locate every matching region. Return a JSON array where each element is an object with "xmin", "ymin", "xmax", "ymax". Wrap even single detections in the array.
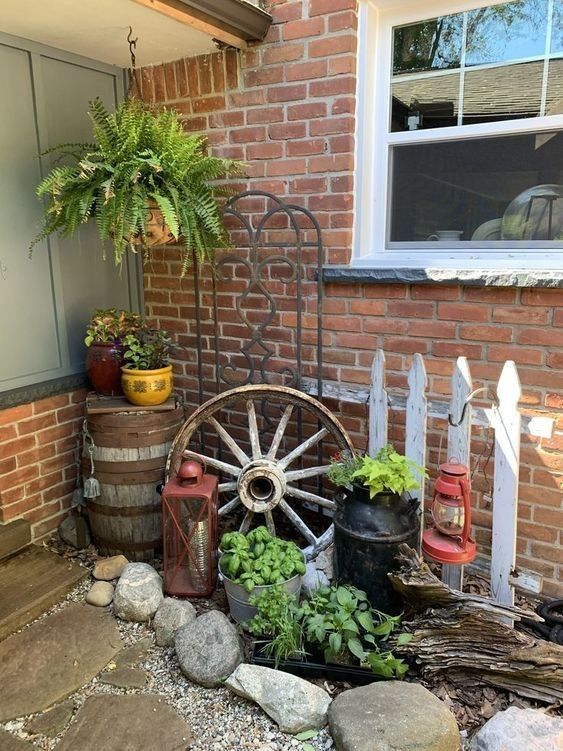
[
  {"xmin": 0, "ymin": 374, "xmax": 89, "ymax": 411},
  {"xmin": 321, "ymin": 267, "xmax": 563, "ymax": 288}
]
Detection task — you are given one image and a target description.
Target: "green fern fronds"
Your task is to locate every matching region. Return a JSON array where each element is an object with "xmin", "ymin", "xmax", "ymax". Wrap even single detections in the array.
[{"xmin": 30, "ymin": 97, "xmax": 245, "ymax": 272}]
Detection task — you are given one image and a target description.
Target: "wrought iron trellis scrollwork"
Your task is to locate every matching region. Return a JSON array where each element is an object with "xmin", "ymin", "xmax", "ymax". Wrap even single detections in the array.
[{"xmin": 193, "ymin": 191, "xmax": 325, "ymax": 404}]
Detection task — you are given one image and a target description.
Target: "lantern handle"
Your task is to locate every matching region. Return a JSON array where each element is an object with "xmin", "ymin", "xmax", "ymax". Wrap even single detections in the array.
[
  {"xmin": 181, "ymin": 450, "xmax": 207, "ymax": 475},
  {"xmin": 448, "ymin": 386, "xmax": 498, "ymax": 427}
]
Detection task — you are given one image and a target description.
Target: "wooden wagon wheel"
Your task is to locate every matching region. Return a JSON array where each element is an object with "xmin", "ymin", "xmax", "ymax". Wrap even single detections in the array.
[{"xmin": 166, "ymin": 384, "xmax": 354, "ymax": 560}]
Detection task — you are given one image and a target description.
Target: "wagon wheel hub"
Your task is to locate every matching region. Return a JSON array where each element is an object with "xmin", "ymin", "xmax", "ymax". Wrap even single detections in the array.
[{"xmin": 238, "ymin": 459, "xmax": 287, "ymax": 513}]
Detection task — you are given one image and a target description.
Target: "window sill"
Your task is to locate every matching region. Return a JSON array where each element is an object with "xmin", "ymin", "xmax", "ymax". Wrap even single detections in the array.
[
  {"xmin": 0, "ymin": 373, "xmax": 89, "ymax": 411},
  {"xmin": 321, "ymin": 266, "xmax": 563, "ymax": 288}
]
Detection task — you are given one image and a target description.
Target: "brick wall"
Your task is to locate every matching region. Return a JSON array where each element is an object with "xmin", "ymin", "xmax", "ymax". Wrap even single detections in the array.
[
  {"xmin": 139, "ymin": 0, "xmax": 562, "ymax": 596},
  {"xmin": 0, "ymin": 390, "xmax": 87, "ymax": 541}
]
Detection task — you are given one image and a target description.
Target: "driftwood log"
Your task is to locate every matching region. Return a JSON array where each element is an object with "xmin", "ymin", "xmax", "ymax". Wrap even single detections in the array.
[{"xmin": 390, "ymin": 545, "xmax": 563, "ymax": 704}]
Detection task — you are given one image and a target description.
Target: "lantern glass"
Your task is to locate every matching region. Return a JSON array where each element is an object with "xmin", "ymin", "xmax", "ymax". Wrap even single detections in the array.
[{"xmin": 432, "ymin": 496, "xmax": 465, "ymax": 536}]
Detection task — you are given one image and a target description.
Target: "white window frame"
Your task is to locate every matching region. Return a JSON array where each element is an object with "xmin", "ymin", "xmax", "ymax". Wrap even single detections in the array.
[{"xmin": 353, "ymin": 0, "xmax": 563, "ymax": 271}]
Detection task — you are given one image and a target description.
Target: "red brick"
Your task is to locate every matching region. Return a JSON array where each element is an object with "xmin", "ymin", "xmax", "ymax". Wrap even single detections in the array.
[
  {"xmin": 283, "ymin": 18, "xmax": 324, "ymax": 41},
  {"xmin": 286, "ymin": 60, "xmax": 328, "ymax": 81},
  {"xmin": 247, "ymin": 143, "xmax": 285, "ymax": 160},
  {"xmin": 309, "ymin": 0, "xmax": 355, "ymax": 13},
  {"xmin": 186, "ymin": 58, "xmax": 199, "ymax": 96},
  {"xmin": 437, "ymin": 302, "xmax": 489, "ymax": 322},
  {"xmin": 286, "ymin": 139, "xmax": 325, "ymax": 156},
  {"xmin": 309, "ymin": 34, "xmax": 356, "ymax": 57},
  {"xmin": 432, "ymin": 341, "xmax": 483, "ymax": 358},
  {"xmin": 553, "ymin": 309, "xmax": 563, "ymax": 327},
  {"xmin": 211, "ymin": 53, "xmax": 225, "ymax": 92},
  {"xmin": 363, "ymin": 318, "xmax": 408, "ymax": 335},
  {"xmin": 175, "ymin": 59, "xmax": 188, "ymax": 97},
  {"xmin": 152, "ymin": 64, "xmax": 166, "ymax": 101},
  {"xmin": 230, "ymin": 90, "xmax": 265, "ymax": 107},
  {"xmin": 363, "ymin": 284, "xmax": 407, "ymax": 299},
  {"xmin": 198, "ymin": 55, "xmax": 212, "ymax": 95},
  {"xmin": 308, "ymin": 154, "xmax": 353, "ymax": 173},
  {"xmin": 0, "ymin": 457, "xmax": 16, "ymax": 475},
  {"xmin": 387, "ymin": 300, "xmax": 434, "ymax": 318},
  {"xmin": 266, "ymin": 158, "xmax": 307, "ymax": 176},
  {"xmin": 493, "ymin": 306, "xmax": 548, "ymax": 324},
  {"xmin": 263, "ymin": 43, "xmax": 304, "ymax": 65},
  {"xmin": 192, "ymin": 96, "xmax": 226, "ymax": 113},
  {"xmin": 328, "ymin": 55, "xmax": 356, "ymax": 75},
  {"xmin": 247, "ymin": 107, "xmax": 284, "ymax": 124},
  {"xmin": 267, "ymin": 84, "xmax": 307, "ymax": 103},
  {"xmin": 518, "ymin": 521, "xmax": 558, "ymax": 544},
  {"xmin": 463, "ymin": 287, "xmax": 518, "ymax": 304},
  {"xmin": 309, "ymin": 76, "xmax": 355, "ymax": 97},
  {"xmin": 328, "ymin": 10, "xmax": 358, "ymax": 31},
  {"xmin": 521, "ymin": 288, "xmax": 563, "ymax": 306},
  {"xmin": 244, "ymin": 66, "xmax": 285, "ymax": 87},
  {"xmin": 533, "ymin": 506, "xmax": 563, "ymax": 527},
  {"xmin": 33, "ymin": 394, "xmax": 69, "ymax": 414},
  {"xmin": 349, "ymin": 299, "xmax": 385, "ymax": 316},
  {"xmin": 291, "ymin": 177, "xmax": 328, "ymax": 193},
  {"xmin": 269, "ymin": 122, "xmax": 307, "ymax": 140},
  {"xmin": 0, "ymin": 425, "xmax": 17, "ymax": 442},
  {"xmin": 460, "ymin": 325, "xmax": 513, "ymax": 342},
  {"xmin": 309, "ymin": 194, "xmax": 353, "ymax": 211},
  {"xmin": 310, "ymin": 116, "xmax": 354, "ymax": 136},
  {"xmin": 0, "ymin": 404, "xmax": 32, "ymax": 427},
  {"xmin": 409, "ymin": 320, "xmax": 456, "ymax": 338},
  {"xmin": 272, "ymin": 1, "xmax": 303, "ymax": 23},
  {"xmin": 209, "ymin": 111, "xmax": 244, "ymax": 128},
  {"xmin": 56, "ymin": 403, "xmax": 84, "ymax": 424},
  {"xmin": 231, "ymin": 126, "xmax": 266, "ymax": 144},
  {"xmin": 288, "ymin": 102, "xmax": 327, "ymax": 121},
  {"xmin": 547, "ymin": 351, "xmax": 563, "ymax": 369},
  {"xmin": 18, "ymin": 413, "xmax": 57, "ymax": 435},
  {"xmin": 0, "ymin": 463, "xmax": 39, "ymax": 492},
  {"xmin": 517, "ymin": 328, "xmax": 563, "ymax": 346},
  {"xmin": 488, "ymin": 345, "xmax": 543, "ymax": 366},
  {"xmin": 163, "ymin": 61, "xmax": 177, "ymax": 100},
  {"xmin": 530, "ymin": 542, "xmax": 563, "ymax": 564},
  {"xmin": 225, "ymin": 48, "xmax": 239, "ymax": 89},
  {"xmin": 332, "ymin": 96, "xmax": 355, "ymax": 115}
]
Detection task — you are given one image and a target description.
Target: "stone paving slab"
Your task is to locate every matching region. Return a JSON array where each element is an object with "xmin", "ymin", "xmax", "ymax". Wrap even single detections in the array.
[
  {"xmin": 99, "ymin": 667, "xmax": 148, "ymax": 689},
  {"xmin": 55, "ymin": 694, "xmax": 193, "ymax": 751},
  {"xmin": 0, "ymin": 603, "xmax": 122, "ymax": 721},
  {"xmin": 25, "ymin": 700, "xmax": 75, "ymax": 738}
]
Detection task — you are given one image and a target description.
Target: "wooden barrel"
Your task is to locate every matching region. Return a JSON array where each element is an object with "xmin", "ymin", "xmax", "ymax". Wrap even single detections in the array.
[{"xmin": 83, "ymin": 407, "xmax": 184, "ymax": 562}]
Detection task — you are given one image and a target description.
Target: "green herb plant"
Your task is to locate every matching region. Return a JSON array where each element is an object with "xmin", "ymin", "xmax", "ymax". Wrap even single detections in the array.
[
  {"xmin": 122, "ymin": 327, "xmax": 171, "ymax": 370},
  {"xmin": 31, "ymin": 97, "xmax": 244, "ymax": 273},
  {"xmin": 220, "ymin": 527, "xmax": 306, "ymax": 593},
  {"xmin": 248, "ymin": 583, "xmax": 412, "ymax": 679},
  {"xmin": 84, "ymin": 308, "xmax": 141, "ymax": 346},
  {"xmin": 328, "ymin": 445, "xmax": 427, "ymax": 500}
]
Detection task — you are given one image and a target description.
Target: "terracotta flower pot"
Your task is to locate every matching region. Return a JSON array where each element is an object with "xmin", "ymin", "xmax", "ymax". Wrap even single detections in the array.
[
  {"xmin": 121, "ymin": 364, "xmax": 174, "ymax": 406},
  {"xmin": 86, "ymin": 342, "xmax": 124, "ymax": 396}
]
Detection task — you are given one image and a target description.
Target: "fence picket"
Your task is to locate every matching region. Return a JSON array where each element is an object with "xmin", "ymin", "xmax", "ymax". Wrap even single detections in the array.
[
  {"xmin": 405, "ymin": 354, "xmax": 428, "ymax": 541},
  {"xmin": 491, "ymin": 361, "xmax": 522, "ymax": 607},
  {"xmin": 369, "ymin": 349, "xmax": 388, "ymax": 455}
]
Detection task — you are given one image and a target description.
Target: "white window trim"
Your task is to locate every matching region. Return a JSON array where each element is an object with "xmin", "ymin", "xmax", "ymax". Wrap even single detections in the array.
[{"xmin": 353, "ymin": 0, "xmax": 563, "ymax": 271}]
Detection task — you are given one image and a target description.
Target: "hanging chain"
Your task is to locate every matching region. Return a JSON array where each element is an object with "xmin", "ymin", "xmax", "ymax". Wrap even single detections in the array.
[{"xmin": 127, "ymin": 27, "xmax": 144, "ymax": 101}]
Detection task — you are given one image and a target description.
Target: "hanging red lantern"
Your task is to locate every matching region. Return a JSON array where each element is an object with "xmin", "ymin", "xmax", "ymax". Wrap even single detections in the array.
[
  {"xmin": 162, "ymin": 454, "xmax": 218, "ymax": 597},
  {"xmin": 422, "ymin": 460, "xmax": 476, "ymax": 565}
]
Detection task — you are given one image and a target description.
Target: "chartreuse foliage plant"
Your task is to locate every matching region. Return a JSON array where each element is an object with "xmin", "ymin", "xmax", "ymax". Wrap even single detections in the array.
[
  {"xmin": 328, "ymin": 445, "xmax": 427, "ymax": 499},
  {"xmin": 219, "ymin": 527, "xmax": 306, "ymax": 593},
  {"xmin": 247, "ymin": 583, "xmax": 412, "ymax": 678},
  {"xmin": 31, "ymin": 97, "xmax": 243, "ymax": 273}
]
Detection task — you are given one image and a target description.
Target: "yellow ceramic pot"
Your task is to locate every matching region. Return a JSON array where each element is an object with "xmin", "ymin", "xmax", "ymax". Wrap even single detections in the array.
[{"xmin": 121, "ymin": 365, "xmax": 174, "ymax": 406}]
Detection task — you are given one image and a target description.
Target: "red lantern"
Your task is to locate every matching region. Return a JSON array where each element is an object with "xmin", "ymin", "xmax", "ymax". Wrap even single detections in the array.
[
  {"xmin": 162, "ymin": 454, "xmax": 218, "ymax": 597},
  {"xmin": 422, "ymin": 460, "xmax": 476, "ymax": 565}
]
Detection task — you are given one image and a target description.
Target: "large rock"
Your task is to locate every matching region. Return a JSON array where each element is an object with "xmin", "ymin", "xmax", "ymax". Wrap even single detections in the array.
[
  {"xmin": 328, "ymin": 681, "xmax": 460, "ymax": 751},
  {"xmin": 58, "ymin": 515, "xmax": 91, "ymax": 549},
  {"xmin": 93, "ymin": 555, "xmax": 129, "ymax": 581},
  {"xmin": 471, "ymin": 707, "xmax": 563, "ymax": 751},
  {"xmin": 113, "ymin": 563, "xmax": 163, "ymax": 622},
  {"xmin": 86, "ymin": 581, "xmax": 114, "ymax": 607},
  {"xmin": 153, "ymin": 597, "xmax": 197, "ymax": 647},
  {"xmin": 302, "ymin": 562, "xmax": 330, "ymax": 597},
  {"xmin": 175, "ymin": 610, "xmax": 243, "ymax": 687},
  {"xmin": 0, "ymin": 603, "xmax": 122, "ymax": 721},
  {"xmin": 225, "ymin": 664, "xmax": 331, "ymax": 733},
  {"xmin": 55, "ymin": 694, "xmax": 192, "ymax": 751}
]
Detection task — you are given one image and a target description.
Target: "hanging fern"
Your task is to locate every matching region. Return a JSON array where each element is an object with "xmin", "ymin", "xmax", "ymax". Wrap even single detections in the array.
[{"xmin": 30, "ymin": 97, "xmax": 244, "ymax": 270}]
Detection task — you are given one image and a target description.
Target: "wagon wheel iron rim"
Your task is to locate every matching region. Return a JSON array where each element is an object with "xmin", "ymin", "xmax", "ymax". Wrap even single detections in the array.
[{"xmin": 166, "ymin": 384, "xmax": 355, "ymax": 560}]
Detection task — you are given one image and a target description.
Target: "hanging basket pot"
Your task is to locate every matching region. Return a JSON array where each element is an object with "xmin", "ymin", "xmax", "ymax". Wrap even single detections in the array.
[{"xmin": 127, "ymin": 202, "xmax": 176, "ymax": 247}]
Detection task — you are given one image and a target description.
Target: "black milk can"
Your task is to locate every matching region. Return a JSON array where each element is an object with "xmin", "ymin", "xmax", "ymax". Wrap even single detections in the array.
[{"xmin": 333, "ymin": 487, "xmax": 420, "ymax": 614}]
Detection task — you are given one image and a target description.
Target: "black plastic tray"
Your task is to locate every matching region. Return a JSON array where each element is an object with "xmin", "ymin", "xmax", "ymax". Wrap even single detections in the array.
[{"xmin": 250, "ymin": 643, "xmax": 377, "ymax": 685}]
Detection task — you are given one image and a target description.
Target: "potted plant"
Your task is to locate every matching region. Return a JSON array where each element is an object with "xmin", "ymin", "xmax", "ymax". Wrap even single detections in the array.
[
  {"xmin": 30, "ymin": 97, "xmax": 243, "ymax": 274},
  {"xmin": 248, "ymin": 582, "xmax": 411, "ymax": 681},
  {"xmin": 328, "ymin": 445, "xmax": 427, "ymax": 614},
  {"xmin": 218, "ymin": 527, "xmax": 306, "ymax": 623},
  {"xmin": 121, "ymin": 326, "xmax": 173, "ymax": 406},
  {"xmin": 84, "ymin": 308, "xmax": 141, "ymax": 395}
]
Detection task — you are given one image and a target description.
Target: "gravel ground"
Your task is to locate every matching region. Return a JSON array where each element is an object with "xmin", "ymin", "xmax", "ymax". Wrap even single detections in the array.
[{"xmin": 0, "ymin": 577, "xmax": 333, "ymax": 751}]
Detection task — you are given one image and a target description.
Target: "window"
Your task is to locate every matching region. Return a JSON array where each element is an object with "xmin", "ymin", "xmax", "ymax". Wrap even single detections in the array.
[
  {"xmin": 0, "ymin": 34, "xmax": 141, "ymax": 394},
  {"xmin": 354, "ymin": 0, "xmax": 563, "ymax": 269}
]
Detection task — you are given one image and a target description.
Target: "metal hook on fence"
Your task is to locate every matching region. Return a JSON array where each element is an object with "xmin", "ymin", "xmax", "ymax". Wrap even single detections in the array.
[{"xmin": 447, "ymin": 386, "xmax": 499, "ymax": 427}]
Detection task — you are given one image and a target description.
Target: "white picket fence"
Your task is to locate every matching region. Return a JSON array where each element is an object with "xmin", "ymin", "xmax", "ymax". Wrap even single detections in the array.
[{"xmin": 305, "ymin": 350, "xmax": 554, "ymax": 608}]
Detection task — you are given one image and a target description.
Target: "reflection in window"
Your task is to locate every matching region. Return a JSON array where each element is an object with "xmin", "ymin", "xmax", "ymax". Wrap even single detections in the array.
[
  {"xmin": 463, "ymin": 61, "xmax": 543, "ymax": 124},
  {"xmin": 546, "ymin": 59, "xmax": 563, "ymax": 116},
  {"xmin": 389, "ymin": 131, "xmax": 563, "ymax": 242},
  {"xmin": 551, "ymin": 2, "xmax": 563, "ymax": 52},
  {"xmin": 392, "ymin": 74, "xmax": 460, "ymax": 131},
  {"xmin": 465, "ymin": 0, "xmax": 548, "ymax": 66},
  {"xmin": 393, "ymin": 15, "xmax": 463, "ymax": 74}
]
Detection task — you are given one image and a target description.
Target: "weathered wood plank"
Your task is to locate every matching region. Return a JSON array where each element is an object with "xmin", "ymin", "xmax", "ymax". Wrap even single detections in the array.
[
  {"xmin": 0, "ymin": 519, "xmax": 31, "ymax": 562},
  {"xmin": 405, "ymin": 354, "xmax": 427, "ymax": 546},
  {"xmin": 369, "ymin": 350, "xmax": 388, "ymax": 456},
  {"xmin": 86, "ymin": 395, "xmax": 177, "ymax": 414}
]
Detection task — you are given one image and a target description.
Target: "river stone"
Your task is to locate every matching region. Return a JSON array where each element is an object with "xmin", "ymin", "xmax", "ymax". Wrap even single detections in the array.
[
  {"xmin": 113, "ymin": 563, "xmax": 163, "ymax": 622},
  {"xmin": 175, "ymin": 610, "xmax": 243, "ymax": 687},
  {"xmin": 86, "ymin": 581, "xmax": 114, "ymax": 607},
  {"xmin": 0, "ymin": 730, "xmax": 39, "ymax": 750},
  {"xmin": 25, "ymin": 699, "xmax": 75, "ymax": 737},
  {"xmin": 153, "ymin": 597, "xmax": 197, "ymax": 647},
  {"xmin": 302, "ymin": 562, "xmax": 330, "ymax": 596},
  {"xmin": 58, "ymin": 515, "xmax": 91, "ymax": 549},
  {"xmin": 55, "ymin": 694, "xmax": 192, "ymax": 751},
  {"xmin": 328, "ymin": 681, "xmax": 460, "ymax": 751},
  {"xmin": 99, "ymin": 667, "xmax": 148, "ymax": 689},
  {"xmin": 0, "ymin": 603, "xmax": 122, "ymax": 721},
  {"xmin": 225, "ymin": 664, "xmax": 331, "ymax": 733},
  {"xmin": 471, "ymin": 707, "xmax": 563, "ymax": 751},
  {"xmin": 93, "ymin": 555, "xmax": 129, "ymax": 581}
]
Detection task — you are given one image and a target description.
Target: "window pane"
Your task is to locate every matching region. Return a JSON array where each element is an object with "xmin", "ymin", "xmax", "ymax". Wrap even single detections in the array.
[
  {"xmin": 546, "ymin": 58, "xmax": 563, "ymax": 116},
  {"xmin": 393, "ymin": 14, "xmax": 463, "ymax": 75},
  {"xmin": 551, "ymin": 1, "xmax": 563, "ymax": 52},
  {"xmin": 465, "ymin": 0, "xmax": 548, "ymax": 66},
  {"xmin": 389, "ymin": 131, "xmax": 563, "ymax": 242},
  {"xmin": 462, "ymin": 61, "xmax": 544, "ymax": 124},
  {"xmin": 392, "ymin": 73, "xmax": 460, "ymax": 131}
]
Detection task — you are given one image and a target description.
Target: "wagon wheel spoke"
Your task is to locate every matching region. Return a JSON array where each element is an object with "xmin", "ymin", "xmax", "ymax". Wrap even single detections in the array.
[
  {"xmin": 267, "ymin": 404, "xmax": 293, "ymax": 460},
  {"xmin": 278, "ymin": 499, "xmax": 317, "ymax": 547},
  {"xmin": 208, "ymin": 417, "xmax": 250, "ymax": 466},
  {"xmin": 278, "ymin": 428, "xmax": 329, "ymax": 470},
  {"xmin": 240, "ymin": 510, "xmax": 254, "ymax": 534},
  {"xmin": 285, "ymin": 485, "xmax": 336, "ymax": 511},
  {"xmin": 218, "ymin": 481, "xmax": 238, "ymax": 493},
  {"xmin": 186, "ymin": 452, "xmax": 240, "ymax": 478},
  {"xmin": 303, "ymin": 525, "xmax": 334, "ymax": 560},
  {"xmin": 246, "ymin": 400, "xmax": 261, "ymax": 460},
  {"xmin": 218, "ymin": 495, "xmax": 241, "ymax": 516},
  {"xmin": 264, "ymin": 511, "xmax": 276, "ymax": 536},
  {"xmin": 285, "ymin": 465, "xmax": 331, "ymax": 482}
]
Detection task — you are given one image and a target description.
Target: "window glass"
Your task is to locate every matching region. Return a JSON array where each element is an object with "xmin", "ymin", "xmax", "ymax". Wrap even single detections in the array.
[
  {"xmin": 393, "ymin": 15, "xmax": 463, "ymax": 75},
  {"xmin": 392, "ymin": 73, "xmax": 460, "ymax": 131},
  {"xmin": 465, "ymin": 0, "xmax": 548, "ymax": 66},
  {"xmin": 546, "ymin": 58, "xmax": 563, "ymax": 115},
  {"xmin": 552, "ymin": 2, "xmax": 563, "ymax": 52},
  {"xmin": 389, "ymin": 130, "xmax": 563, "ymax": 242},
  {"xmin": 462, "ymin": 61, "xmax": 544, "ymax": 124}
]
